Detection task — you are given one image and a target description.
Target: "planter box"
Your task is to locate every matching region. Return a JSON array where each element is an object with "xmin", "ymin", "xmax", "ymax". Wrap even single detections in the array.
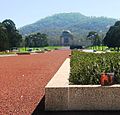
[{"xmin": 45, "ymin": 58, "xmax": 120, "ymax": 111}]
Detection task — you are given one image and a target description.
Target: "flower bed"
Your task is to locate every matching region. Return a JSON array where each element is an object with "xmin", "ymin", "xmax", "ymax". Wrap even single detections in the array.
[{"xmin": 69, "ymin": 51, "xmax": 120, "ymax": 85}]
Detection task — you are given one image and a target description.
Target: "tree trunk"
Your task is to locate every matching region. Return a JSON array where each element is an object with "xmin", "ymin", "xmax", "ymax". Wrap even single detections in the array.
[
  {"xmin": 114, "ymin": 47, "xmax": 115, "ymax": 51},
  {"xmin": 102, "ymin": 45, "xmax": 103, "ymax": 51},
  {"xmin": 117, "ymin": 47, "xmax": 119, "ymax": 52}
]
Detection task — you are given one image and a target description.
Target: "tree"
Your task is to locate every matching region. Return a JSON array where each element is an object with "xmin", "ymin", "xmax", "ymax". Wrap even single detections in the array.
[
  {"xmin": 40, "ymin": 33, "xmax": 48, "ymax": 47},
  {"xmin": 25, "ymin": 32, "xmax": 48, "ymax": 47},
  {"xmin": 0, "ymin": 23, "xmax": 9, "ymax": 51},
  {"xmin": 2, "ymin": 19, "xmax": 22, "ymax": 49},
  {"xmin": 2, "ymin": 19, "xmax": 16, "ymax": 32},
  {"xmin": 87, "ymin": 31, "xmax": 101, "ymax": 49},
  {"xmin": 103, "ymin": 21, "xmax": 120, "ymax": 51}
]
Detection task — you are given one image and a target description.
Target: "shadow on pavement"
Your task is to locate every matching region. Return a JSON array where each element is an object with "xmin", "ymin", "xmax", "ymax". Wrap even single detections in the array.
[{"xmin": 32, "ymin": 95, "xmax": 120, "ymax": 115}]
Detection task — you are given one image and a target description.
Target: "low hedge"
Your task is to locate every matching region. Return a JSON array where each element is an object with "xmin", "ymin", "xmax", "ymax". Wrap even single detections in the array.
[
  {"xmin": 69, "ymin": 51, "xmax": 120, "ymax": 85},
  {"xmin": 35, "ymin": 50, "xmax": 44, "ymax": 53},
  {"xmin": 44, "ymin": 49, "xmax": 51, "ymax": 51},
  {"xmin": 70, "ymin": 45, "xmax": 83, "ymax": 49},
  {"xmin": 16, "ymin": 52, "xmax": 30, "ymax": 55}
]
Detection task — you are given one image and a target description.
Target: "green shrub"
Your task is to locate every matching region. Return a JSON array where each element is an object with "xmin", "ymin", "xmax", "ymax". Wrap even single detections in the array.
[
  {"xmin": 44, "ymin": 48, "xmax": 51, "ymax": 52},
  {"xmin": 16, "ymin": 52, "xmax": 30, "ymax": 55},
  {"xmin": 35, "ymin": 50, "xmax": 44, "ymax": 53},
  {"xmin": 54, "ymin": 48, "xmax": 58, "ymax": 50},
  {"xmin": 69, "ymin": 51, "xmax": 120, "ymax": 85}
]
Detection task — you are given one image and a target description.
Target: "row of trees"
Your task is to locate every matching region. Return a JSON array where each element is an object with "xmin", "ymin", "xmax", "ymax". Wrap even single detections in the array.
[
  {"xmin": 0, "ymin": 19, "xmax": 22, "ymax": 51},
  {"xmin": 25, "ymin": 32, "xmax": 48, "ymax": 47},
  {"xmin": 87, "ymin": 21, "xmax": 120, "ymax": 52},
  {"xmin": 0, "ymin": 19, "xmax": 49, "ymax": 51},
  {"xmin": 1, "ymin": 19, "xmax": 120, "ymax": 51}
]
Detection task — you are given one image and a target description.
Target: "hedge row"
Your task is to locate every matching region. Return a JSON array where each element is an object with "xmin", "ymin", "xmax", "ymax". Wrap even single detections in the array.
[{"xmin": 69, "ymin": 51, "xmax": 120, "ymax": 85}]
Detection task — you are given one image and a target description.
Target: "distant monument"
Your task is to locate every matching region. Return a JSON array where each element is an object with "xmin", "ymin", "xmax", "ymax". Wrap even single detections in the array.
[{"xmin": 60, "ymin": 30, "xmax": 73, "ymax": 46}]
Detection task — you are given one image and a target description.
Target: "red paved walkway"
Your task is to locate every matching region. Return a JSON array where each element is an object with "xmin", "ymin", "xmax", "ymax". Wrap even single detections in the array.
[{"xmin": 0, "ymin": 50, "xmax": 70, "ymax": 115}]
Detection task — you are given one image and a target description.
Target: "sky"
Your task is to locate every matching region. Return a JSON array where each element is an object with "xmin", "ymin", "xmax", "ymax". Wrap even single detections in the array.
[{"xmin": 0, "ymin": 0, "xmax": 120, "ymax": 28}]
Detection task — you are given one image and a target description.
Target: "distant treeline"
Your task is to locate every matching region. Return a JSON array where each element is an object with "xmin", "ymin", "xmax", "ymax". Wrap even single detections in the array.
[
  {"xmin": 25, "ymin": 32, "xmax": 48, "ymax": 47},
  {"xmin": 0, "ymin": 19, "xmax": 48, "ymax": 51}
]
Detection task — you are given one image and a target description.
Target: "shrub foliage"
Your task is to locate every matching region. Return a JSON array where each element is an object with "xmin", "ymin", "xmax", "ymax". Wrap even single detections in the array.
[{"xmin": 69, "ymin": 51, "xmax": 120, "ymax": 85}]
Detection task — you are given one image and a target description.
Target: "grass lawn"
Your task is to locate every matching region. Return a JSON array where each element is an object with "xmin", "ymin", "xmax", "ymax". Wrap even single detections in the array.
[
  {"xmin": 0, "ymin": 46, "xmax": 65, "ymax": 55},
  {"xmin": 87, "ymin": 46, "xmax": 108, "ymax": 51},
  {"xmin": 19, "ymin": 46, "xmax": 64, "ymax": 52},
  {"xmin": 87, "ymin": 46, "xmax": 120, "ymax": 52},
  {"xmin": 0, "ymin": 52, "xmax": 16, "ymax": 55}
]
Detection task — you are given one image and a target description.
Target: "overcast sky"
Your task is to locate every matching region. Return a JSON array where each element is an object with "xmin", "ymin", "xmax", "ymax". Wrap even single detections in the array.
[{"xmin": 0, "ymin": 0, "xmax": 120, "ymax": 28}]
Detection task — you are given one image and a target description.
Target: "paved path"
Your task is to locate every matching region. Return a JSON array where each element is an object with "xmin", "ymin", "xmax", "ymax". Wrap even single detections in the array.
[
  {"xmin": 0, "ymin": 50, "xmax": 70, "ymax": 115},
  {"xmin": 0, "ymin": 54, "xmax": 17, "ymax": 57}
]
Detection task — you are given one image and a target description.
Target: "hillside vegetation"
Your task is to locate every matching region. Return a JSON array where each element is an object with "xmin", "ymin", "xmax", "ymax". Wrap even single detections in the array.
[{"xmin": 19, "ymin": 13, "xmax": 117, "ymax": 45}]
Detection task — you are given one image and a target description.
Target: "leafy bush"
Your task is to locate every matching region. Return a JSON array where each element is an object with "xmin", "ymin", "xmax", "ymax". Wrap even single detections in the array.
[
  {"xmin": 44, "ymin": 48, "xmax": 51, "ymax": 51},
  {"xmin": 16, "ymin": 52, "xmax": 30, "ymax": 55},
  {"xmin": 35, "ymin": 50, "xmax": 44, "ymax": 53},
  {"xmin": 69, "ymin": 51, "xmax": 120, "ymax": 85},
  {"xmin": 54, "ymin": 48, "xmax": 58, "ymax": 50}
]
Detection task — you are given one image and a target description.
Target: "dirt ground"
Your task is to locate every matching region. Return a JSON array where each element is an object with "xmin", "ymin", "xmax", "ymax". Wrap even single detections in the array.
[{"xmin": 0, "ymin": 50, "xmax": 70, "ymax": 115}]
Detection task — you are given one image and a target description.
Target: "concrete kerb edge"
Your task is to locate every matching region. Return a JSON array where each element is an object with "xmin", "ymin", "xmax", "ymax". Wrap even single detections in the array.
[{"xmin": 45, "ymin": 58, "xmax": 120, "ymax": 111}]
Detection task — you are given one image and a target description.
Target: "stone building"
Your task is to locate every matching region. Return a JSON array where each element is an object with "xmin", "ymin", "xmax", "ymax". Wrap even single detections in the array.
[{"xmin": 60, "ymin": 30, "xmax": 73, "ymax": 46}]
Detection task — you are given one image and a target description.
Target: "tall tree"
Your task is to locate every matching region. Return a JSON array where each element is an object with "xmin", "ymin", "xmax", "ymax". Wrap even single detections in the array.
[
  {"xmin": 2, "ymin": 19, "xmax": 22, "ymax": 49},
  {"xmin": 103, "ymin": 21, "xmax": 120, "ymax": 51},
  {"xmin": 0, "ymin": 23, "xmax": 9, "ymax": 51},
  {"xmin": 87, "ymin": 31, "xmax": 101, "ymax": 49},
  {"xmin": 25, "ymin": 32, "xmax": 48, "ymax": 47}
]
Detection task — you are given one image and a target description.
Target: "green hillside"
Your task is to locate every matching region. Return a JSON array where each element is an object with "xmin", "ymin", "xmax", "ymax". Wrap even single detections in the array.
[{"xmin": 19, "ymin": 13, "xmax": 117, "ymax": 45}]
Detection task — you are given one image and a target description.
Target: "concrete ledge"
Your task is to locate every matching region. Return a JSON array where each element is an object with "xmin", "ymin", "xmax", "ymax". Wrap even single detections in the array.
[{"xmin": 45, "ymin": 58, "xmax": 120, "ymax": 111}]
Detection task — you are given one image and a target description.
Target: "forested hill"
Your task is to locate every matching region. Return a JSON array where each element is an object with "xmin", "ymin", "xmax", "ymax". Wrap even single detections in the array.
[{"xmin": 19, "ymin": 13, "xmax": 117, "ymax": 45}]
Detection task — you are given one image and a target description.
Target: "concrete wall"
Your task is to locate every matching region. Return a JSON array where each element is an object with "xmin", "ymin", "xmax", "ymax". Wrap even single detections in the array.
[
  {"xmin": 45, "ymin": 58, "xmax": 120, "ymax": 111},
  {"xmin": 68, "ymin": 85, "xmax": 120, "ymax": 110}
]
